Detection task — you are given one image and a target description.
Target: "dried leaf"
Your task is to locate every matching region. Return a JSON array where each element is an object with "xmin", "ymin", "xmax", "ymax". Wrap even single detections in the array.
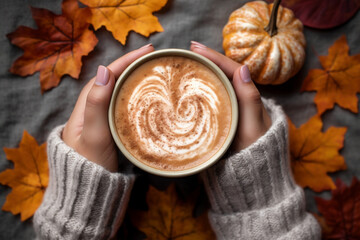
[
  {"xmin": 301, "ymin": 35, "xmax": 360, "ymax": 115},
  {"xmin": 288, "ymin": 115, "xmax": 347, "ymax": 192},
  {"xmin": 130, "ymin": 184, "xmax": 215, "ymax": 240},
  {"xmin": 80, "ymin": 0, "xmax": 168, "ymax": 45},
  {"xmin": 266, "ymin": 0, "xmax": 360, "ymax": 29},
  {"xmin": 7, "ymin": 0, "xmax": 98, "ymax": 93},
  {"xmin": 315, "ymin": 177, "xmax": 360, "ymax": 239},
  {"xmin": 0, "ymin": 131, "xmax": 48, "ymax": 221},
  {"xmin": 312, "ymin": 213, "xmax": 333, "ymax": 236}
]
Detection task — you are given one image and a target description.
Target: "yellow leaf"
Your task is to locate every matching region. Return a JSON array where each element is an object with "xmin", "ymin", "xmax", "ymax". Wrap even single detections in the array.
[
  {"xmin": 288, "ymin": 116, "xmax": 347, "ymax": 192},
  {"xmin": 80, "ymin": 0, "xmax": 168, "ymax": 45},
  {"xmin": 0, "ymin": 131, "xmax": 48, "ymax": 221},
  {"xmin": 130, "ymin": 184, "xmax": 215, "ymax": 240},
  {"xmin": 301, "ymin": 35, "xmax": 360, "ymax": 115}
]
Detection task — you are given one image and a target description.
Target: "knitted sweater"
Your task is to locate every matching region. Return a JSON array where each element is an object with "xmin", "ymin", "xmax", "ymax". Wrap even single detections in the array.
[
  {"xmin": 201, "ymin": 99, "xmax": 321, "ymax": 239},
  {"xmin": 33, "ymin": 99, "xmax": 321, "ymax": 239}
]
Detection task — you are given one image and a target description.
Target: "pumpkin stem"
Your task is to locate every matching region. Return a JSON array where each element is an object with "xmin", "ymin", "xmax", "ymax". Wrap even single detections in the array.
[{"xmin": 264, "ymin": 0, "xmax": 281, "ymax": 37}]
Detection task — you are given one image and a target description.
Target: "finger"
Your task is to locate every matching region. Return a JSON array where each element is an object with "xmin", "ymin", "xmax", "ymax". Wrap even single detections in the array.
[
  {"xmin": 65, "ymin": 44, "xmax": 154, "ymax": 139},
  {"xmin": 81, "ymin": 43, "xmax": 155, "ymax": 104},
  {"xmin": 76, "ymin": 65, "xmax": 119, "ymax": 172},
  {"xmin": 82, "ymin": 65, "xmax": 115, "ymax": 141},
  {"xmin": 108, "ymin": 43, "xmax": 154, "ymax": 78},
  {"xmin": 233, "ymin": 65, "xmax": 270, "ymax": 147},
  {"xmin": 233, "ymin": 65, "xmax": 262, "ymax": 111},
  {"xmin": 190, "ymin": 41, "xmax": 240, "ymax": 79}
]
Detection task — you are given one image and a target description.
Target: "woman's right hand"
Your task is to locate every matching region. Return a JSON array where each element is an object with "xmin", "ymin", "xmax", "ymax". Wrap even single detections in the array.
[{"xmin": 190, "ymin": 41, "xmax": 271, "ymax": 152}]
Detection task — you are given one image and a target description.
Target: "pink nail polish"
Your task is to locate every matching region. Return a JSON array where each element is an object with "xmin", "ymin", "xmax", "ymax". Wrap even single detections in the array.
[
  {"xmin": 95, "ymin": 65, "xmax": 110, "ymax": 86},
  {"xmin": 139, "ymin": 43, "xmax": 153, "ymax": 49},
  {"xmin": 240, "ymin": 65, "xmax": 251, "ymax": 83},
  {"xmin": 191, "ymin": 41, "xmax": 207, "ymax": 49}
]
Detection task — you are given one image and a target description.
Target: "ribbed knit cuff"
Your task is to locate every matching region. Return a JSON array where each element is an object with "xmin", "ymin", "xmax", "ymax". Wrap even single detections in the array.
[
  {"xmin": 202, "ymin": 98, "xmax": 321, "ymax": 239},
  {"xmin": 202, "ymin": 98, "xmax": 294, "ymax": 213},
  {"xmin": 33, "ymin": 125, "xmax": 135, "ymax": 239}
]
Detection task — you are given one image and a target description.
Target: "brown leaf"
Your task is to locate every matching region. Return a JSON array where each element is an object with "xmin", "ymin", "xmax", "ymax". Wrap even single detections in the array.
[
  {"xmin": 301, "ymin": 35, "xmax": 360, "ymax": 115},
  {"xmin": 267, "ymin": 0, "xmax": 360, "ymax": 29},
  {"xmin": 0, "ymin": 131, "xmax": 48, "ymax": 221},
  {"xmin": 312, "ymin": 213, "xmax": 333, "ymax": 236},
  {"xmin": 130, "ymin": 184, "xmax": 215, "ymax": 240},
  {"xmin": 7, "ymin": 0, "xmax": 98, "ymax": 93},
  {"xmin": 315, "ymin": 177, "xmax": 360, "ymax": 239},
  {"xmin": 80, "ymin": 0, "xmax": 168, "ymax": 45},
  {"xmin": 288, "ymin": 115, "xmax": 347, "ymax": 192}
]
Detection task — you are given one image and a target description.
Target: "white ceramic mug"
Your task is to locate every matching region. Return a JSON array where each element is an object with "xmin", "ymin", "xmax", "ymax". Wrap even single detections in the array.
[{"xmin": 109, "ymin": 49, "xmax": 238, "ymax": 177}]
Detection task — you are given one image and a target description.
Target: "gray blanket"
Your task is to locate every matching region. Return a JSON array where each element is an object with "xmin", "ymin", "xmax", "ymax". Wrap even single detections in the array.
[{"xmin": 1, "ymin": 0, "xmax": 359, "ymax": 238}]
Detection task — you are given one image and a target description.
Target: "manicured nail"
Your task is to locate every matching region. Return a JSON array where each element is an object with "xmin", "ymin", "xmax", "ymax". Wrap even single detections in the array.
[
  {"xmin": 139, "ymin": 43, "xmax": 153, "ymax": 49},
  {"xmin": 191, "ymin": 41, "xmax": 207, "ymax": 49},
  {"xmin": 240, "ymin": 65, "xmax": 252, "ymax": 83},
  {"xmin": 95, "ymin": 65, "xmax": 109, "ymax": 86}
]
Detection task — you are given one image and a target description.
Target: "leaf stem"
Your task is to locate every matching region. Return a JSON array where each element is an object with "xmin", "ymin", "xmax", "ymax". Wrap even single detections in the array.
[{"xmin": 264, "ymin": 0, "xmax": 282, "ymax": 37}]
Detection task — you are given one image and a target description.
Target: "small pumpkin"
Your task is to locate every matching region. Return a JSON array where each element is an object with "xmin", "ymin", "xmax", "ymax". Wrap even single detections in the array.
[{"xmin": 223, "ymin": 0, "xmax": 306, "ymax": 84}]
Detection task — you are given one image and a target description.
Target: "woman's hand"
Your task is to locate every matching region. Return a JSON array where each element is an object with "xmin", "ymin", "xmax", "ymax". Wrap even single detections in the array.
[
  {"xmin": 62, "ymin": 44, "xmax": 154, "ymax": 172},
  {"xmin": 191, "ymin": 41, "xmax": 271, "ymax": 151}
]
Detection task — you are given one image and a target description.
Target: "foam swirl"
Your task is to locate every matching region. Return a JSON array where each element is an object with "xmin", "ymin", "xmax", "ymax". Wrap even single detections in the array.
[
  {"xmin": 115, "ymin": 56, "xmax": 232, "ymax": 170},
  {"xmin": 127, "ymin": 64, "xmax": 220, "ymax": 161}
]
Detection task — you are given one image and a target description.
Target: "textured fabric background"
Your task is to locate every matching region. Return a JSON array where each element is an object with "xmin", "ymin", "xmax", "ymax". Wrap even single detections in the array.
[{"xmin": 0, "ymin": 0, "xmax": 359, "ymax": 238}]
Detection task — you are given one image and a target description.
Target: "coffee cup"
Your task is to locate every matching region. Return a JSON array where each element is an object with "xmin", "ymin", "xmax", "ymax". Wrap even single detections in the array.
[{"xmin": 109, "ymin": 49, "xmax": 238, "ymax": 177}]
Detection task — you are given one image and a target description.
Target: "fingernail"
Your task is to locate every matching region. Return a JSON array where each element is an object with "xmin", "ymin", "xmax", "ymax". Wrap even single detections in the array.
[
  {"xmin": 240, "ymin": 65, "xmax": 252, "ymax": 83},
  {"xmin": 95, "ymin": 65, "xmax": 109, "ymax": 86},
  {"xmin": 191, "ymin": 41, "xmax": 207, "ymax": 49},
  {"xmin": 139, "ymin": 43, "xmax": 153, "ymax": 49}
]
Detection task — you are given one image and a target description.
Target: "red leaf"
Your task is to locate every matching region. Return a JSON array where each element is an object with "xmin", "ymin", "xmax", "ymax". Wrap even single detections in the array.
[
  {"xmin": 315, "ymin": 178, "xmax": 360, "ymax": 239},
  {"xmin": 7, "ymin": 0, "xmax": 98, "ymax": 93},
  {"xmin": 267, "ymin": 0, "xmax": 360, "ymax": 29}
]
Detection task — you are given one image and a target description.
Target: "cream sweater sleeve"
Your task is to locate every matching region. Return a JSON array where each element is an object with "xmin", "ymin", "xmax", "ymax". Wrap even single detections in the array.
[
  {"xmin": 33, "ymin": 125, "xmax": 135, "ymax": 239},
  {"xmin": 202, "ymin": 99, "xmax": 321, "ymax": 240}
]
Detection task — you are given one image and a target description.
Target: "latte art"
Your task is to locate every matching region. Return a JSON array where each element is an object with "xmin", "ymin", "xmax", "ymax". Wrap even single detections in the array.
[
  {"xmin": 115, "ymin": 56, "xmax": 232, "ymax": 171},
  {"xmin": 128, "ymin": 65, "xmax": 219, "ymax": 159}
]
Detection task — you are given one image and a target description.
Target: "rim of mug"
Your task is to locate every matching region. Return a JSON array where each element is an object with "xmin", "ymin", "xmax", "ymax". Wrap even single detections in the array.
[{"xmin": 109, "ymin": 48, "xmax": 238, "ymax": 177}]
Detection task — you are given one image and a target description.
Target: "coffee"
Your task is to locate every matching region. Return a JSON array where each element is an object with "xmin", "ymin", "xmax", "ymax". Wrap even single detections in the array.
[{"xmin": 114, "ymin": 56, "xmax": 232, "ymax": 171}]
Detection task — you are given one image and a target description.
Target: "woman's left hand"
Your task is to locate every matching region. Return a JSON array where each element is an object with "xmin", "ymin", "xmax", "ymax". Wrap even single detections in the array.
[
  {"xmin": 62, "ymin": 44, "xmax": 154, "ymax": 172},
  {"xmin": 191, "ymin": 42, "xmax": 271, "ymax": 151}
]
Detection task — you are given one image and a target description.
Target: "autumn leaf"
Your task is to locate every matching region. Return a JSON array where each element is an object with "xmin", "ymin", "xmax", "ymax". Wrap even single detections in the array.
[
  {"xmin": 80, "ymin": 0, "xmax": 167, "ymax": 45},
  {"xmin": 312, "ymin": 213, "xmax": 333, "ymax": 236},
  {"xmin": 267, "ymin": 0, "xmax": 360, "ymax": 29},
  {"xmin": 288, "ymin": 115, "xmax": 347, "ymax": 192},
  {"xmin": 315, "ymin": 177, "xmax": 360, "ymax": 239},
  {"xmin": 0, "ymin": 131, "xmax": 48, "ymax": 221},
  {"xmin": 7, "ymin": 0, "xmax": 98, "ymax": 93},
  {"xmin": 130, "ymin": 184, "xmax": 215, "ymax": 240},
  {"xmin": 301, "ymin": 35, "xmax": 360, "ymax": 115}
]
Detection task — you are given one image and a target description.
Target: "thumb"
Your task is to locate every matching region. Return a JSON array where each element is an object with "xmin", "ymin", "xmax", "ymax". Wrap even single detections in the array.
[
  {"xmin": 233, "ymin": 65, "xmax": 270, "ymax": 147},
  {"xmin": 233, "ymin": 65, "xmax": 263, "ymax": 119},
  {"xmin": 82, "ymin": 65, "xmax": 115, "ymax": 139}
]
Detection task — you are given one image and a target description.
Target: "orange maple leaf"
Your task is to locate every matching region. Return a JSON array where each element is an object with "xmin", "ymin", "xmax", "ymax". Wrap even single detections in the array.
[
  {"xmin": 130, "ymin": 184, "xmax": 215, "ymax": 240},
  {"xmin": 80, "ymin": 0, "xmax": 167, "ymax": 45},
  {"xmin": 0, "ymin": 131, "xmax": 48, "ymax": 221},
  {"xmin": 288, "ymin": 115, "xmax": 347, "ymax": 192},
  {"xmin": 7, "ymin": 0, "xmax": 98, "ymax": 93},
  {"xmin": 301, "ymin": 35, "xmax": 360, "ymax": 115}
]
